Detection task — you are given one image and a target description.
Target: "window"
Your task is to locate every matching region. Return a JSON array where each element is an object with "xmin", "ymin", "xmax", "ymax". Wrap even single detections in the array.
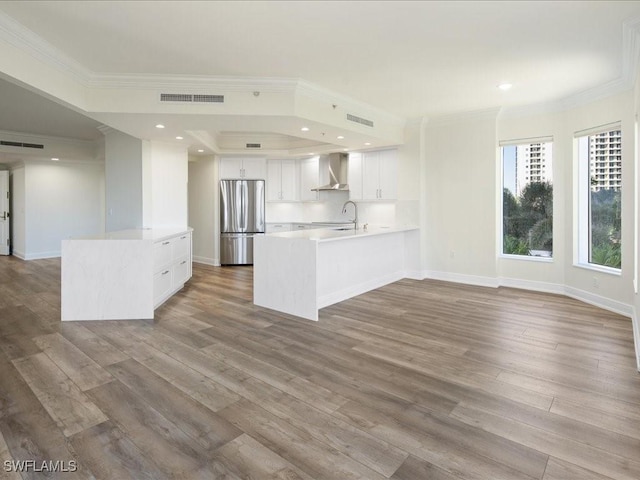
[
  {"xmin": 501, "ymin": 141, "xmax": 553, "ymax": 258},
  {"xmin": 576, "ymin": 127, "xmax": 622, "ymax": 270}
]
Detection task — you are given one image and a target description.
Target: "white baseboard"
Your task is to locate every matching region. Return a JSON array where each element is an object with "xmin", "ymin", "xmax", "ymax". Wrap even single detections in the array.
[
  {"xmin": 631, "ymin": 307, "xmax": 640, "ymax": 372},
  {"xmin": 193, "ymin": 256, "xmax": 220, "ymax": 267},
  {"xmin": 22, "ymin": 251, "xmax": 61, "ymax": 260},
  {"xmin": 564, "ymin": 286, "xmax": 634, "ymax": 318},
  {"xmin": 12, "ymin": 250, "xmax": 26, "ymax": 260},
  {"xmin": 499, "ymin": 277, "xmax": 565, "ymax": 295},
  {"xmin": 422, "ymin": 270, "xmax": 500, "ymax": 288}
]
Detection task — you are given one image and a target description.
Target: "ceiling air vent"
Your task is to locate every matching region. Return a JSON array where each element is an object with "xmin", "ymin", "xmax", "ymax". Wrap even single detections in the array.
[
  {"xmin": 160, "ymin": 93, "xmax": 224, "ymax": 103},
  {"xmin": 0, "ymin": 140, "xmax": 44, "ymax": 149},
  {"xmin": 346, "ymin": 113, "xmax": 374, "ymax": 128},
  {"xmin": 246, "ymin": 143, "xmax": 262, "ymax": 149}
]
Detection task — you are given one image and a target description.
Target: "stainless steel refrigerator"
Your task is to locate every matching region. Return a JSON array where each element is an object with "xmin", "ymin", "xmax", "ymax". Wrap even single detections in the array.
[{"xmin": 220, "ymin": 179, "xmax": 265, "ymax": 265}]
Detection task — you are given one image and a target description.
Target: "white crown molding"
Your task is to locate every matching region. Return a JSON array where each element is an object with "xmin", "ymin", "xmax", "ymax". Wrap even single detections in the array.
[
  {"xmin": 0, "ymin": 10, "xmax": 90, "ymax": 85},
  {"xmin": 502, "ymin": 15, "xmax": 640, "ymax": 119},
  {"xmin": 427, "ymin": 107, "xmax": 501, "ymax": 128}
]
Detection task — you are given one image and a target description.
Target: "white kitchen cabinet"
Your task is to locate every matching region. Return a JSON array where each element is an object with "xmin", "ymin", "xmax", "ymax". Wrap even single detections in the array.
[
  {"xmin": 267, "ymin": 159, "xmax": 297, "ymax": 201},
  {"xmin": 299, "ymin": 156, "xmax": 320, "ymax": 201},
  {"xmin": 348, "ymin": 152, "xmax": 363, "ymax": 201},
  {"xmin": 219, "ymin": 157, "xmax": 267, "ymax": 179},
  {"xmin": 153, "ymin": 231, "xmax": 193, "ymax": 307},
  {"xmin": 350, "ymin": 149, "xmax": 397, "ymax": 201}
]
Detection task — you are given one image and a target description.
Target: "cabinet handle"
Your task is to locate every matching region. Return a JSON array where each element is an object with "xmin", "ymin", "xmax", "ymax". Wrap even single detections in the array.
[
  {"xmin": 180, "ymin": 261, "xmax": 187, "ymax": 265},
  {"xmin": 180, "ymin": 235, "xmax": 186, "ymax": 239},
  {"xmin": 162, "ymin": 241, "xmax": 170, "ymax": 245},
  {"xmin": 162, "ymin": 270, "xmax": 170, "ymax": 275}
]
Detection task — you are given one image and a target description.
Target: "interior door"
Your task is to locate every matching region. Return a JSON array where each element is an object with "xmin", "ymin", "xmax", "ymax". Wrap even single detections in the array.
[{"xmin": 0, "ymin": 171, "xmax": 9, "ymax": 255}]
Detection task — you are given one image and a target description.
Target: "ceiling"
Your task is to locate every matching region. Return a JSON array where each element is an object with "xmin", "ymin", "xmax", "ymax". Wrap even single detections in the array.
[{"xmin": 1, "ymin": 0, "xmax": 640, "ymax": 159}]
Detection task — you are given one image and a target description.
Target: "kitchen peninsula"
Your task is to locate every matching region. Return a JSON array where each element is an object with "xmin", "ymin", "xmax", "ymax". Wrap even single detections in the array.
[{"xmin": 253, "ymin": 225, "xmax": 419, "ymax": 321}]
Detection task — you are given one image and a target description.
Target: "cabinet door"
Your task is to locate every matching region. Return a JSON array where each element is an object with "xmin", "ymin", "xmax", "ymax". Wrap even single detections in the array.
[
  {"xmin": 219, "ymin": 158, "xmax": 242, "ymax": 179},
  {"xmin": 299, "ymin": 157, "xmax": 319, "ymax": 201},
  {"xmin": 153, "ymin": 268, "xmax": 173, "ymax": 306},
  {"xmin": 280, "ymin": 159, "xmax": 298, "ymax": 201},
  {"xmin": 266, "ymin": 160, "xmax": 282, "ymax": 201},
  {"xmin": 378, "ymin": 149, "xmax": 398, "ymax": 200},
  {"xmin": 347, "ymin": 153, "xmax": 363, "ymax": 200},
  {"xmin": 241, "ymin": 158, "xmax": 267, "ymax": 179},
  {"xmin": 361, "ymin": 151, "xmax": 380, "ymax": 200},
  {"xmin": 153, "ymin": 238, "xmax": 173, "ymax": 272}
]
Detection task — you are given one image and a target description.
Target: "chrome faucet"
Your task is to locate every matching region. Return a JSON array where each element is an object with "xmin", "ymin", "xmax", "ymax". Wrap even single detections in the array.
[{"xmin": 342, "ymin": 200, "xmax": 358, "ymax": 230}]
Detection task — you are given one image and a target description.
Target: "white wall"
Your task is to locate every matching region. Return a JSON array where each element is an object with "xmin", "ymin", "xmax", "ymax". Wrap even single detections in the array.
[
  {"xmin": 104, "ymin": 130, "xmax": 143, "ymax": 231},
  {"xmin": 188, "ymin": 155, "xmax": 218, "ymax": 265},
  {"xmin": 12, "ymin": 162, "xmax": 104, "ymax": 260},
  {"xmin": 147, "ymin": 142, "xmax": 188, "ymax": 228},
  {"xmin": 422, "ymin": 111, "xmax": 498, "ymax": 284}
]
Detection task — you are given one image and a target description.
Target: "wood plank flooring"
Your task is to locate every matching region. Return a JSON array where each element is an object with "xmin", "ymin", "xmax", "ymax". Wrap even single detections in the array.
[{"xmin": 1, "ymin": 256, "xmax": 639, "ymax": 479}]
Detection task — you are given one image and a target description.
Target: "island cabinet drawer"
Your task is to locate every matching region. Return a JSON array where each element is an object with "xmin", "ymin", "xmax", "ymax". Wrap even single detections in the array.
[
  {"xmin": 266, "ymin": 223, "xmax": 291, "ymax": 233},
  {"xmin": 153, "ymin": 267, "xmax": 173, "ymax": 305},
  {"xmin": 153, "ymin": 238, "xmax": 174, "ymax": 272},
  {"xmin": 173, "ymin": 256, "xmax": 191, "ymax": 286},
  {"xmin": 172, "ymin": 233, "xmax": 191, "ymax": 260}
]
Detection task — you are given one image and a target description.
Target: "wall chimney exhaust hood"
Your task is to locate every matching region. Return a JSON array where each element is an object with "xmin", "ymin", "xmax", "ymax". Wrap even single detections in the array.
[{"xmin": 311, "ymin": 153, "xmax": 349, "ymax": 191}]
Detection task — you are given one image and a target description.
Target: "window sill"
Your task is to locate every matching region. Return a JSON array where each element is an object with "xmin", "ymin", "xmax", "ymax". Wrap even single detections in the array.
[
  {"xmin": 573, "ymin": 262, "xmax": 621, "ymax": 276},
  {"xmin": 499, "ymin": 254, "xmax": 554, "ymax": 263}
]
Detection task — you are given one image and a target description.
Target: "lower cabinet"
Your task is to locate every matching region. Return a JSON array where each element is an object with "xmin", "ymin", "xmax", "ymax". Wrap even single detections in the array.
[{"xmin": 153, "ymin": 231, "xmax": 193, "ymax": 307}]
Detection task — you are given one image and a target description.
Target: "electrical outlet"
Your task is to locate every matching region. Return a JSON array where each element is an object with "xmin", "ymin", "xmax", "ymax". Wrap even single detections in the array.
[
  {"xmin": 592, "ymin": 276, "xmax": 599, "ymax": 288},
  {"xmin": 449, "ymin": 251, "xmax": 455, "ymax": 259}
]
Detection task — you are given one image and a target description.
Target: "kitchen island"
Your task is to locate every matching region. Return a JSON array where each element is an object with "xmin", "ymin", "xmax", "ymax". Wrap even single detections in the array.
[
  {"xmin": 253, "ymin": 225, "xmax": 419, "ymax": 321},
  {"xmin": 61, "ymin": 227, "xmax": 192, "ymax": 321}
]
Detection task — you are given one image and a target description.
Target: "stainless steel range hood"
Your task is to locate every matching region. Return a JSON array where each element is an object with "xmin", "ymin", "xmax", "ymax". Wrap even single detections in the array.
[{"xmin": 311, "ymin": 153, "xmax": 349, "ymax": 191}]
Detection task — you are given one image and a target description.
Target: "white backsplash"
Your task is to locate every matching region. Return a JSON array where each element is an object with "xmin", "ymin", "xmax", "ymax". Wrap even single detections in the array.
[{"xmin": 266, "ymin": 191, "xmax": 397, "ymax": 226}]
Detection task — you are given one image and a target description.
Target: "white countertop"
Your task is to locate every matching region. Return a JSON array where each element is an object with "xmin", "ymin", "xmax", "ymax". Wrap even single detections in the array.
[
  {"xmin": 265, "ymin": 224, "xmax": 418, "ymax": 242},
  {"xmin": 69, "ymin": 227, "xmax": 193, "ymax": 242}
]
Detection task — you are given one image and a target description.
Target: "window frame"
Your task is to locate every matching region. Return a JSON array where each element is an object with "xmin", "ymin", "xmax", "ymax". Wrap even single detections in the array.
[
  {"xmin": 574, "ymin": 123, "xmax": 622, "ymax": 274},
  {"xmin": 499, "ymin": 137, "xmax": 554, "ymax": 262}
]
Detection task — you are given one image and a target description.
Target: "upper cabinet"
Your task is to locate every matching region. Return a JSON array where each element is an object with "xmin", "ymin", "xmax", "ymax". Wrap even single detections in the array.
[
  {"xmin": 219, "ymin": 157, "xmax": 267, "ymax": 180},
  {"xmin": 299, "ymin": 156, "xmax": 320, "ymax": 202},
  {"xmin": 267, "ymin": 159, "xmax": 298, "ymax": 201},
  {"xmin": 349, "ymin": 149, "xmax": 397, "ymax": 201}
]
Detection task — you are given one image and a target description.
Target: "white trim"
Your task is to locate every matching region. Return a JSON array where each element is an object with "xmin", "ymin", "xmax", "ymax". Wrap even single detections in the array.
[
  {"xmin": 499, "ymin": 277, "xmax": 565, "ymax": 295},
  {"xmin": 573, "ymin": 262, "xmax": 622, "ymax": 276},
  {"xmin": 193, "ymin": 256, "xmax": 220, "ymax": 267},
  {"xmin": 422, "ymin": 270, "xmax": 500, "ymax": 288},
  {"xmin": 631, "ymin": 307, "xmax": 640, "ymax": 372},
  {"xmin": 574, "ymin": 121, "xmax": 622, "ymax": 138},
  {"xmin": 427, "ymin": 108, "xmax": 501, "ymax": 128},
  {"xmin": 564, "ymin": 285, "xmax": 633, "ymax": 318},
  {"xmin": 22, "ymin": 250, "xmax": 60, "ymax": 260},
  {"xmin": 11, "ymin": 250, "xmax": 25, "ymax": 260},
  {"xmin": 499, "ymin": 254, "xmax": 554, "ymax": 263},
  {"xmin": 499, "ymin": 136, "xmax": 554, "ymax": 147}
]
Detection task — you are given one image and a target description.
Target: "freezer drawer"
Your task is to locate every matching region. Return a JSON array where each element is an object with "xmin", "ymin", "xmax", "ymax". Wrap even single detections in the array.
[{"xmin": 220, "ymin": 233, "xmax": 258, "ymax": 265}]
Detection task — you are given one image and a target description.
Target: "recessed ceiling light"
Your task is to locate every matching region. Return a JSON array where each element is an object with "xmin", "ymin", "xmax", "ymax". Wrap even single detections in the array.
[
  {"xmin": 498, "ymin": 83, "xmax": 512, "ymax": 91},
  {"xmin": 301, "ymin": 127, "xmax": 310, "ymax": 132},
  {"xmin": 51, "ymin": 157, "xmax": 59, "ymax": 161},
  {"xmin": 197, "ymin": 149, "xmax": 204, "ymax": 153},
  {"xmin": 343, "ymin": 148, "xmax": 349, "ymax": 152},
  {"xmin": 155, "ymin": 124, "xmax": 165, "ymax": 129},
  {"xmin": 364, "ymin": 142, "xmax": 371, "ymax": 146},
  {"xmin": 176, "ymin": 136, "xmax": 184, "ymax": 140},
  {"xmin": 337, "ymin": 135, "xmax": 344, "ymax": 139}
]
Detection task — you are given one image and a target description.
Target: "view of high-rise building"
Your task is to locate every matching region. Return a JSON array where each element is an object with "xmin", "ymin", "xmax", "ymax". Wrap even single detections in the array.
[
  {"xmin": 515, "ymin": 143, "xmax": 552, "ymax": 195},
  {"xmin": 589, "ymin": 130, "xmax": 622, "ymax": 191}
]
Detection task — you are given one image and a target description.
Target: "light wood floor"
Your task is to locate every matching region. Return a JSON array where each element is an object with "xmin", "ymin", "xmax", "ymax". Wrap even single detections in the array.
[{"xmin": 1, "ymin": 257, "xmax": 639, "ymax": 479}]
